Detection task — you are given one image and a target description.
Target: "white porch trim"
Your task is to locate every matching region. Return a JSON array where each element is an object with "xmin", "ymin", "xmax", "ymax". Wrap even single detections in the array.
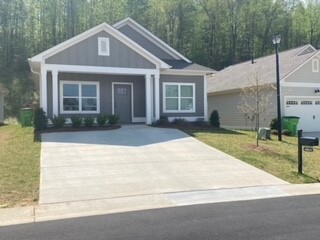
[
  {"xmin": 145, "ymin": 74, "xmax": 152, "ymax": 124},
  {"xmin": 44, "ymin": 64, "xmax": 159, "ymax": 76},
  {"xmin": 40, "ymin": 68, "xmax": 47, "ymax": 114},
  {"xmin": 52, "ymin": 70, "xmax": 59, "ymax": 117},
  {"xmin": 154, "ymin": 74, "xmax": 160, "ymax": 121}
]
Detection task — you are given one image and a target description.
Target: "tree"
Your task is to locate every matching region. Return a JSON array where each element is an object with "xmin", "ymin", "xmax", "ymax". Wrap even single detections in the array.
[{"xmin": 238, "ymin": 73, "xmax": 273, "ymax": 146}]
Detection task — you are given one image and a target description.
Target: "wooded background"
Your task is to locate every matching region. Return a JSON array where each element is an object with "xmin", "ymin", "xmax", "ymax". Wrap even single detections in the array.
[{"xmin": 1, "ymin": 0, "xmax": 320, "ymax": 117}]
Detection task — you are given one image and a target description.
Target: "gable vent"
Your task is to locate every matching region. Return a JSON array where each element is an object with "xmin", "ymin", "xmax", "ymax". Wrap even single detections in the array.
[{"xmin": 98, "ymin": 37, "xmax": 110, "ymax": 56}]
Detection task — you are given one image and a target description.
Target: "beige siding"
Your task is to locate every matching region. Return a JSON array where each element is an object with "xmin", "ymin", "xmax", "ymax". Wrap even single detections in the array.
[
  {"xmin": 208, "ymin": 89, "xmax": 277, "ymax": 130},
  {"xmin": 0, "ymin": 95, "xmax": 4, "ymax": 123},
  {"xmin": 285, "ymin": 56, "xmax": 320, "ymax": 83}
]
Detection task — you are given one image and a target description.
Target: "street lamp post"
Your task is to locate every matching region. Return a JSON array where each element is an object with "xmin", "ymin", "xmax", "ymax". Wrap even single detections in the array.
[{"xmin": 273, "ymin": 35, "xmax": 282, "ymax": 141}]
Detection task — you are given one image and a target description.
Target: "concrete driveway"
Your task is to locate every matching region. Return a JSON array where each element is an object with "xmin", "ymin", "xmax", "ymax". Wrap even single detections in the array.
[{"xmin": 40, "ymin": 125, "xmax": 287, "ymax": 205}]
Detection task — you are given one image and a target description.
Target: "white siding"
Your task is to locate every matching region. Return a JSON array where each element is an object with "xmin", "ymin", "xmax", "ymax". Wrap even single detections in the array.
[{"xmin": 208, "ymin": 89, "xmax": 277, "ymax": 130}]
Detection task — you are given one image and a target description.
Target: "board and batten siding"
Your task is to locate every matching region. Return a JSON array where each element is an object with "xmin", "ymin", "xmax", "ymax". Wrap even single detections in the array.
[
  {"xmin": 46, "ymin": 73, "xmax": 146, "ymax": 119},
  {"xmin": 46, "ymin": 31, "xmax": 156, "ymax": 69},
  {"xmin": 160, "ymin": 75, "xmax": 204, "ymax": 118},
  {"xmin": 117, "ymin": 25, "xmax": 176, "ymax": 60},
  {"xmin": 208, "ymin": 89, "xmax": 277, "ymax": 130},
  {"xmin": 0, "ymin": 95, "xmax": 4, "ymax": 123}
]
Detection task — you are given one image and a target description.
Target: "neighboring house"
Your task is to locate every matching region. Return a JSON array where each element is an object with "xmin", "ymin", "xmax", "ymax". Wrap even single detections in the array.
[
  {"xmin": 28, "ymin": 18, "xmax": 215, "ymax": 124},
  {"xmin": 208, "ymin": 44, "xmax": 320, "ymax": 132},
  {"xmin": 0, "ymin": 84, "xmax": 9, "ymax": 123}
]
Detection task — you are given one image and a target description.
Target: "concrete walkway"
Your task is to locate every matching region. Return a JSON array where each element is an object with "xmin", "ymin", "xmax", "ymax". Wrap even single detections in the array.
[{"xmin": 39, "ymin": 125, "xmax": 287, "ymax": 205}]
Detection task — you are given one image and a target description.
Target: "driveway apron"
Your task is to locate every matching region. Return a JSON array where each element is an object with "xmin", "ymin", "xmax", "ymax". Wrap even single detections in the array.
[{"xmin": 40, "ymin": 125, "xmax": 287, "ymax": 204}]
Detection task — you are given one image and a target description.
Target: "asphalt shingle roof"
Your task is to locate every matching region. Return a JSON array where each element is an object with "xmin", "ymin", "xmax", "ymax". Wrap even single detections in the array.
[
  {"xmin": 208, "ymin": 45, "xmax": 318, "ymax": 93},
  {"xmin": 163, "ymin": 59, "xmax": 216, "ymax": 72}
]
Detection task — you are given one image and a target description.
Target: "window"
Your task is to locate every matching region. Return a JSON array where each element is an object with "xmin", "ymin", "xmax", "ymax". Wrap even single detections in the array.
[
  {"xmin": 98, "ymin": 37, "xmax": 110, "ymax": 56},
  {"xmin": 312, "ymin": 59, "xmax": 319, "ymax": 72},
  {"xmin": 301, "ymin": 100, "xmax": 312, "ymax": 105},
  {"xmin": 163, "ymin": 83, "xmax": 195, "ymax": 112},
  {"xmin": 60, "ymin": 81, "xmax": 99, "ymax": 114},
  {"xmin": 286, "ymin": 100, "xmax": 298, "ymax": 105},
  {"xmin": 315, "ymin": 101, "xmax": 320, "ymax": 105}
]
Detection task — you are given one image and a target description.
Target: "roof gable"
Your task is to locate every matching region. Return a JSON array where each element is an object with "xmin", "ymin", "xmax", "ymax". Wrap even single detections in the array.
[
  {"xmin": 29, "ymin": 22, "xmax": 170, "ymax": 69},
  {"xmin": 113, "ymin": 17, "xmax": 191, "ymax": 63},
  {"xmin": 208, "ymin": 44, "xmax": 318, "ymax": 94}
]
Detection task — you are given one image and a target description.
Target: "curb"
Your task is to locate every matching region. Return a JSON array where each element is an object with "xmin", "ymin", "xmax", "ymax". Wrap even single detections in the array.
[{"xmin": 1, "ymin": 183, "xmax": 320, "ymax": 227}]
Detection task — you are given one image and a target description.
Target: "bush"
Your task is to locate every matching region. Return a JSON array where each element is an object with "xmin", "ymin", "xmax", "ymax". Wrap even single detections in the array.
[
  {"xmin": 282, "ymin": 129, "xmax": 291, "ymax": 136},
  {"xmin": 172, "ymin": 118, "xmax": 186, "ymax": 125},
  {"xmin": 33, "ymin": 108, "xmax": 47, "ymax": 131},
  {"xmin": 84, "ymin": 117, "xmax": 95, "ymax": 127},
  {"xmin": 209, "ymin": 110, "xmax": 220, "ymax": 128},
  {"xmin": 97, "ymin": 114, "xmax": 108, "ymax": 127},
  {"xmin": 71, "ymin": 115, "xmax": 82, "ymax": 128},
  {"xmin": 159, "ymin": 116, "xmax": 169, "ymax": 125},
  {"xmin": 51, "ymin": 115, "xmax": 65, "ymax": 128},
  {"xmin": 271, "ymin": 129, "xmax": 278, "ymax": 135},
  {"xmin": 270, "ymin": 118, "xmax": 278, "ymax": 130},
  {"xmin": 108, "ymin": 114, "xmax": 119, "ymax": 125}
]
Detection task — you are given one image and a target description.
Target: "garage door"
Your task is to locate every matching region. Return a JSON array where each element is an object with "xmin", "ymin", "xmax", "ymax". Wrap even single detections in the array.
[{"xmin": 285, "ymin": 98, "xmax": 320, "ymax": 132}]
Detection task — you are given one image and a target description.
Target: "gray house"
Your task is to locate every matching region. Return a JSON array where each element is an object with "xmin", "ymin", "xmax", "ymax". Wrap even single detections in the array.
[
  {"xmin": 0, "ymin": 84, "xmax": 9, "ymax": 123},
  {"xmin": 28, "ymin": 18, "xmax": 214, "ymax": 124},
  {"xmin": 208, "ymin": 44, "xmax": 320, "ymax": 132}
]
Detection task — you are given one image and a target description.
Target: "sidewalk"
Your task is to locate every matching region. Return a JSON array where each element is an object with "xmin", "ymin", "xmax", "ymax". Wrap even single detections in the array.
[{"xmin": 1, "ymin": 183, "xmax": 320, "ymax": 226}]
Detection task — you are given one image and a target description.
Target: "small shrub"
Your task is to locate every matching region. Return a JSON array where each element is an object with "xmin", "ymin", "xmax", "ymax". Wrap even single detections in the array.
[
  {"xmin": 108, "ymin": 114, "xmax": 119, "ymax": 125},
  {"xmin": 159, "ymin": 116, "xmax": 169, "ymax": 125},
  {"xmin": 51, "ymin": 115, "xmax": 65, "ymax": 128},
  {"xmin": 271, "ymin": 129, "xmax": 278, "ymax": 135},
  {"xmin": 194, "ymin": 118, "xmax": 208, "ymax": 127},
  {"xmin": 97, "ymin": 114, "xmax": 108, "ymax": 127},
  {"xmin": 270, "ymin": 118, "xmax": 278, "ymax": 130},
  {"xmin": 209, "ymin": 110, "xmax": 220, "ymax": 128},
  {"xmin": 33, "ymin": 108, "xmax": 47, "ymax": 131},
  {"xmin": 172, "ymin": 118, "xmax": 186, "ymax": 125},
  {"xmin": 84, "ymin": 117, "xmax": 95, "ymax": 127},
  {"xmin": 71, "ymin": 115, "xmax": 82, "ymax": 128},
  {"xmin": 282, "ymin": 129, "xmax": 291, "ymax": 136}
]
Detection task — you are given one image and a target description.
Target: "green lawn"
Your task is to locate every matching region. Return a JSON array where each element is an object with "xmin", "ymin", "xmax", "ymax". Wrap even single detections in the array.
[
  {"xmin": 0, "ymin": 124, "xmax": 41, "ymax": 208},
  {"xmin": 183, "ymin": 128, "xmax": 320, "ymax": 184}
]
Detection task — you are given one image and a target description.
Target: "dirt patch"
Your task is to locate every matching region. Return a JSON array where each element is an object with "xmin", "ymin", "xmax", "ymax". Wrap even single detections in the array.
[
  {"xmin": 246, "ymin": 143, "xmax": 276, "ymax": 154},
  {"xmin": 0, "ymin": 131, "xmax": 12, "ymax": 145}
]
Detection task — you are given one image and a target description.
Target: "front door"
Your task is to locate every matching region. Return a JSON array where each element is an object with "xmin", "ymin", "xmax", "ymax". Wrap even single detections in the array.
[{"xmin": 113, "ymin": 84, "xmax": 132, "ymax": 123}]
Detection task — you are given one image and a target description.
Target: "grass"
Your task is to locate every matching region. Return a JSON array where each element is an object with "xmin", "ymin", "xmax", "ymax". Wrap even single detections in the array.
[
  {"xmin": 182, "ymin": 127, "xmax": 320, "ymax": 184},
  {"xmin": 0, "ymin": 124, "xmax": 41, "ymax": 208}
]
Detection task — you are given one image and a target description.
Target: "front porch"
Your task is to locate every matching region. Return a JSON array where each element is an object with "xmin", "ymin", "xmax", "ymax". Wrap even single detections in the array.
[{"xmin": 40, "ymin": 64, "xmax": 160, "ymax": 124}]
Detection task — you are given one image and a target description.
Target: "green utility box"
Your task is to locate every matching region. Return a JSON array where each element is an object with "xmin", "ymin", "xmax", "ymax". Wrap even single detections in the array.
[
  {"xmin": 282, "ymin": 116, "xmax": 300, "ymax": 136},
  {"xmin": 20, "ymin": 108, "xmax": 33, "ymax": 127}
]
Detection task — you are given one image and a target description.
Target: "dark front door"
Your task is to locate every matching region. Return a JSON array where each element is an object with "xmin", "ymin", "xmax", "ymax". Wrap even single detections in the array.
[{"xmin": 114, "ymin": 84, "xmax": 132, "ymax": 123}]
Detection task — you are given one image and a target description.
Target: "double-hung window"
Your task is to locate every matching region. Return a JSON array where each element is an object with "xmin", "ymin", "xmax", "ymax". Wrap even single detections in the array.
[
  {"xmin": 60, "ymin": 81, "xmax": 99, "ymax": 114},
  {"xmin": 163, "ymin": 83, "xmax": 195, "ymax": 112}
]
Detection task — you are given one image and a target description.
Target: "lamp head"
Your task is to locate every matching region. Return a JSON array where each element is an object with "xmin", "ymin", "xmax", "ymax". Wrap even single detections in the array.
[{"xmin": 272, "ymin": 35, "xmax": 281, "ymax": 45}]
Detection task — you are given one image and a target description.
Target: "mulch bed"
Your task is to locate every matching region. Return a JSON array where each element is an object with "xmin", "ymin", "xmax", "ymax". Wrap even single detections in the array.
[{"xmin": 36, "ymin": 124, "xmax": 121, "ymax": 134}]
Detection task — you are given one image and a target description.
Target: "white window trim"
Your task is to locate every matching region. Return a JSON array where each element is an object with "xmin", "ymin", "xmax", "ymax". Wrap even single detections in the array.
[
  {"xmin": 98, "ymin": 37, "xmax": 110, "ymax": 56},
  {"xmin": 60, "ymin": 80, "xmax": 100, "ymax": 114},
  {"xmin": 312, "ymin": 58, "xmax": 319, "ymax": 73},
  {"xmin": 163, "ymin": 82, "xmax": 196, "ymax": 113}
]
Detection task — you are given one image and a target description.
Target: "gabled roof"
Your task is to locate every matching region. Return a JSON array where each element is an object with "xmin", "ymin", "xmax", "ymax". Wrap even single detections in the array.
[
  {"xmin": 113, "ymin": 17, "xmax": 191, "ymax": 63},
  {"xmin": 29, "ymin": 22, "xmax": 170, "ymax": 70},
  {"xmin": 163, "ymin": 59, "xmax": 216, "ymax": 72},
  {"xmin": 208, "ymin": 44, "xmax": 319, "ymax": 94}
]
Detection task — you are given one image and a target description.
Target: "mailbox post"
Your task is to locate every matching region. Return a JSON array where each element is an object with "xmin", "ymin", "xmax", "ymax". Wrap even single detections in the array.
[{"xmin": 297, "ymin": 129, "xmax": 319, "ymax": 174}]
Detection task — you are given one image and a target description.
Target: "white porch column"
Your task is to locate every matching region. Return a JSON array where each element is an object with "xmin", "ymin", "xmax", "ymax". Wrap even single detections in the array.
[
  {"xmin": 40, "ymin": 69, "xmax": 47, "ymax": 114},
  {"xmin": 154, "ymin": 73, "xmax": 160, "ymax": 121},
  {"xmin": 52, "ymin": 70, "xmax": 59, "ymax": 117},
  {"xmin": 204, "ymin": 74, "xmax": 208, "ymax": 121},
  {"xmin": 145, "ymin": 74, "xmax": 152, "ymax": 124}
]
